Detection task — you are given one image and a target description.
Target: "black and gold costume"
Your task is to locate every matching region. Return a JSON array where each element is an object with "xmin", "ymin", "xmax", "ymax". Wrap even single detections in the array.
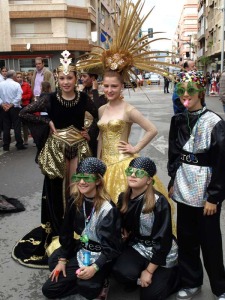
[{"xmin": 12, "ymin": 91, "xmax": 98, "ymax": 268}]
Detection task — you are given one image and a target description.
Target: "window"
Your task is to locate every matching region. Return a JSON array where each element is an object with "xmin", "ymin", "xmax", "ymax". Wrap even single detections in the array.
[
  {"xmin": 66, "ymin": 0, "xmax": 86, "ymax": 6},
  {"xmin": 67, "ymin": 21, "xmax": 87, "ymax": 38},
  {"xmin": 14, "ymin": 23, "xmax": 35, "ymax": 37},
  {"xmin": 0, "ymin": 60, "xmax": 6, "ymax": 69}
]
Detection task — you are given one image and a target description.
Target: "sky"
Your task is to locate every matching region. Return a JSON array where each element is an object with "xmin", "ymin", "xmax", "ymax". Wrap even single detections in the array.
[{"xmin": 132, "ymin": 0, "xmax": 185, "ymax": 51}]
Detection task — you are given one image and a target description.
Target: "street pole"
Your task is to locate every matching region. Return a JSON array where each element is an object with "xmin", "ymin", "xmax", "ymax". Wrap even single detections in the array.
[
  {"xmin": 96, "ymin": 0, "xmax": 100, "ymax": 45},
  {"xmin": 221, "ymin": 0, "xmax": 225, "ymax": 72}
]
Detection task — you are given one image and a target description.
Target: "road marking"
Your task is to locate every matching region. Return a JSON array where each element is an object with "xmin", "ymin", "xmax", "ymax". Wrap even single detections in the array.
[{"xmin": 151, "ymin": 135, "xmax": 168, "ymax": 154}]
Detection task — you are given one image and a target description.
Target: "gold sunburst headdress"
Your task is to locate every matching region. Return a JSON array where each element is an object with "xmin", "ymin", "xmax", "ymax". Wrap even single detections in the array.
[
  {"xmin": 57, "ymin": 50, "xmax": 76, "ymax": 75},
  {"xmin": 76, "ymin": 0, "xmax": 176, "ymax": 83}
]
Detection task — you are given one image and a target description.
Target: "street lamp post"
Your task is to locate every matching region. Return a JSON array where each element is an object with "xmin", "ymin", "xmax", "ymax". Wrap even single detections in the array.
[{"xmin": 221, "ymin": 0, "xmax": 225, "ymax": 72}]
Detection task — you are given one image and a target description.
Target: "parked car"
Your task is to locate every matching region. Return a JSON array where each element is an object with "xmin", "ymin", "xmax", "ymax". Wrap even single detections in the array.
[
  {"xmin": 147, "ymin": 74, "xmax": 160, "ymax": 85},
  {"xmin": 144, "ymin": 72, "xmax": 151, "ymax": 79}
]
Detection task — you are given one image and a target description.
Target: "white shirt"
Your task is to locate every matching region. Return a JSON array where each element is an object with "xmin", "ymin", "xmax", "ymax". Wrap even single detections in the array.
[
  {"xmin": 0, "ymin": 78, "xmax": 23, "ymax": 107},
  {"xmin": 0, "ymin": 74, "xmax": 5, "ymax": 82}
]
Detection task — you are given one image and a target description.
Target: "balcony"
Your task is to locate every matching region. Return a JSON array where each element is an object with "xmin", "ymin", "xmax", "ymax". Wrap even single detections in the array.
[
  {"xmin": 9, "ymin": 0, "xmax": 52, "ymax": 3},
  {"xmin": 197, "ymin": 26, "xmax": 205, "ymax": 40},
  {"xmin": 197, "ymin": 47, "xmax": 204, "ymax": 57},
  {"xmin": 198, "ymin": 5, "xmax": 204, "ymax": 18}
]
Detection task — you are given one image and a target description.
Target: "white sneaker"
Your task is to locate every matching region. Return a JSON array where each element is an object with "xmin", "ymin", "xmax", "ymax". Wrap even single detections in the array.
[
  {"xmin": 176, "ymin": 287, "xmax": 201, "ymax": 300},
  {"xmin": 217, "ymin": 293, "xmax": 225, "ymax": 300}
]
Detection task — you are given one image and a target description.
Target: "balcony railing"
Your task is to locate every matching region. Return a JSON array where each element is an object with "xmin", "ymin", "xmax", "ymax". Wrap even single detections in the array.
[
  {"xmin": 197, "ymin": 27, "xmax": 205, "ymax": 39},
  {"xmin": 198, "ymin": 5, "xmax": 204, "ymax": 18},
  {"xmin": 9, "ymin": 0, "xmax": 52, "ymax": 3},
  {"xmin": 12, "ymin": 33, "xmax": 53, "ymax": 38},
  {"xmin": 197, "ymin": 47, "xmax": 204, "ymax": 57}
]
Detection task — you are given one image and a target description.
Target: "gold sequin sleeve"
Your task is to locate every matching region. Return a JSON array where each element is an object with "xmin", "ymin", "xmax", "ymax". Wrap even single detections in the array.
[
  {"xmin": 127, "ymin": 106, "xmax": 158, "ymax": 153},
  {"xmin": 19, "ymin": 95, "xmax": 50, "ymax": 125}
]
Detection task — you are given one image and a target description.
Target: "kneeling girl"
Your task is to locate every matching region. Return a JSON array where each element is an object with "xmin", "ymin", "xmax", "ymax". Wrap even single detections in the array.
[
  {"xmin": 113, "ymin": 157, "xmax": 179, "ymax": 300},
  {"xmin": 42, "ymin": 157, "xmax": 121, "ymax": 299}
]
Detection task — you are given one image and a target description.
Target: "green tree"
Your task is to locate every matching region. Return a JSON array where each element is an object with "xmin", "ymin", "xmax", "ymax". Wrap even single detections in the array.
[{"xmin": 198, "ymin": 56, "xmax": 211, "ymax": 74}]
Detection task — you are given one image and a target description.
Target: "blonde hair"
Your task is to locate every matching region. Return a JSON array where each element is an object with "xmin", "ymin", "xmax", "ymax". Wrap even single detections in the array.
[
  {"xmin": 120, "ymin": 180, "xmax": 155, "ymax": 214},
  {"xmin": 70, "ymin": 175, "xmax": 111, "ymax": 213}
]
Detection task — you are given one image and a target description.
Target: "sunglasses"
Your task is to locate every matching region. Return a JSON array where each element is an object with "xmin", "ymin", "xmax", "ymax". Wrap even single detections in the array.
[
  {"xmin": 125, "ymin": 167, "xmax": 149, "ymax": 178},
  {"xmin": 176, "ymin": 82, "xmax": 203, "ymax": 97},
  {"xmin": 71, "ymin": 173, "xmax": 98, "ymax": 183}
]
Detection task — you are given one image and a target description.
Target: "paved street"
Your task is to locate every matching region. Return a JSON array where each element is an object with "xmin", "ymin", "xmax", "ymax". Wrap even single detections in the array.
[{"xmin": 0, "ymin": 85, "xmax": 225, "ymax": 300}]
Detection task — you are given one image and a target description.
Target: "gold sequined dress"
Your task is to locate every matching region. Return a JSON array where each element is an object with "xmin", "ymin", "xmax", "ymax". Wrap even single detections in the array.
[{"xmin": 98, "ymin": 103, "xmax": 176, "ymax": 234}]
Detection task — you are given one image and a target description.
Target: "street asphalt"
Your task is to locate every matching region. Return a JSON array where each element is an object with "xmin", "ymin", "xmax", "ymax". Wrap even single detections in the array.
[{"xmin": 0, "ymin": 84, "xmax": 224, "ymax": 300}]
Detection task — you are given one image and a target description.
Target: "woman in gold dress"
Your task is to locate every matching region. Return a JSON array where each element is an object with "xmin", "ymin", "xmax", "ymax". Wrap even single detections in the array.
[
  {"xmin": 97, "ymin": 70, "xmax": 157, "ymax": 202},
  {"xmin": 97, "ymin": 71, "xmax": 173, "ymax": 212},
  {"xmin": 76, "ymin": 0, "xmax": 176, "ymax": 231}
]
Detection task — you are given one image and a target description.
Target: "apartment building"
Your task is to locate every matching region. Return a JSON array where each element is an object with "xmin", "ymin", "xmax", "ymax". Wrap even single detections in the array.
[
  {"xmin": 0, "ymin": 0, "xmax": 120, "ymax": 71},
  {"xmin": 172, "ymin": 0, "xmax": 198, "ymax": 65},
  {"xmin": 198, "ymin": 0, "xmax": 224, "ymax": 72}
]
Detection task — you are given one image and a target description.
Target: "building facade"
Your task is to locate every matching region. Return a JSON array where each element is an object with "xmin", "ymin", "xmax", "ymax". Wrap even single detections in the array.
[
  {"xmin": 197, "ymin": 0, "xmax": 224, "ymax": 72},
  {"xmin": 0, "ymin": 0, "xmax": 120, "ymax": 71},
  {"xmin": 172, "ymin": 0, "xmax": 198, "ymax": 66}
]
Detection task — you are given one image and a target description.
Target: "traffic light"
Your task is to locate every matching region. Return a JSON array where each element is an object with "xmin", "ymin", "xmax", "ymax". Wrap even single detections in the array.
[
  {"xmin": 139, "ymin": 30, "xmax": 142, "ymax": 38},
  {"xmin": 148, "ymin": 28, "xmax": 153, "ymax": 38}
]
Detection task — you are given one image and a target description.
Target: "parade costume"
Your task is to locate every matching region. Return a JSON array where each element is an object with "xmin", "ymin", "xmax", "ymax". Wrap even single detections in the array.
[
  {"xmin": 113, "ymin": 157, "xmax": 179, "ymax": 300},
  {"xmin": 77, "ymin": 1, "xmax": 176, "ymax": 226},
  {"xmin": 168, "ymin": 71, "xmax": 225, "ymax": 298},
  {"xmin": 12, "ymin": 52, "xmax": 98, "ymax": 269},
  {"xmin": 98, "ymin": 102, "xmax": 173, "ymax": 211},
  {"xmin": 42, "ymin": 158, "xmax": 121, "ymax": 299}
]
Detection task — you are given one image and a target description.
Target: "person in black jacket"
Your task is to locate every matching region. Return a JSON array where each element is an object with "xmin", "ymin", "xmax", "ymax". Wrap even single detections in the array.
[
  {"xmin": 42, "ymin": 157, "xmax": 122, "ymax": 299},
  {"xmin": 79, "ymin": 70, "xmax": 107, "ymax": 157},
  {"xmin": 113, "ymin": 157, "xmax": 179, "ymax": 300},
  {"xmin": 168, "ymin": 71, "xmax": 225, "ymax": 300}
]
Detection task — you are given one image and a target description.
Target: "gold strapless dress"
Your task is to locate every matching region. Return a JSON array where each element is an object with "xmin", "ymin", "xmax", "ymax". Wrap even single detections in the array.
[{"xmin": 98, "ymin": 119, "xmax": 176, "ymax": 235}]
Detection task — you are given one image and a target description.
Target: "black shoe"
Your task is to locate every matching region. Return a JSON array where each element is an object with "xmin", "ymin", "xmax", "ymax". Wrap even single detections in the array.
[
  {"xmin": 3, "ymin": 147, "xmax": 9, "ymax": 151},
  {"xmin": 17, "ymin": 145, "xmax": 27, "ymax": 150}
]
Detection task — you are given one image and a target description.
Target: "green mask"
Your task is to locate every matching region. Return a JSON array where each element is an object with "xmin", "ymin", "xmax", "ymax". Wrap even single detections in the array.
[
  {"xmin": 125, "ymin": 167, "xmax": 149, "ymax": 178},
  {"xmin": 71, "ymin": 173, "xmax": 98, "ymax": 183},
  {"xmin": 176, "ymin": 81, "xmax": 204, "ymax": 97}
]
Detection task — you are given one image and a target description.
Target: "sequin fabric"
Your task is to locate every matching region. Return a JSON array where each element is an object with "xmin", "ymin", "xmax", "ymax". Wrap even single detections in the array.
[
  {"xmin": 173, "ymin": 110, "xmax": 221, "ymax": 207},
  {"xmin": 98, "ymin": 119, "xmax": 137, "ymax": 203},
  {"xmin": 132, "ymin": 195, "xmax": 178, "ymax": 268},
  {"xmin": 98, "ymin": 119, "xmax": 176, "ymax": 235},
  {"xmin": 129, "ymin": 157, "xmax": 156, "ymax": 177},
  {"xmin": 38, "ymin": 126, "xmax": 91, "ymax": 179},
  {"xmin": 77, "ymin": 200, "xmax": 112, "ymax": 267}
]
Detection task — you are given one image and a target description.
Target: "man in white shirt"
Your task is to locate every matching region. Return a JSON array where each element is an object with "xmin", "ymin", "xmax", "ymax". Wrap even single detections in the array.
[
  {"xmin": 0, "ymin": 67, "xmax": 7, "ymax": 140},
  {"xmin": 0, "ymin": 70, "xmax": 26, "ymax": 151}
]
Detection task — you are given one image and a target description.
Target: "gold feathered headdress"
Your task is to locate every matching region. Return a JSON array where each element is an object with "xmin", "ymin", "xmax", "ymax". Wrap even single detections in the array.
[{"xmin": 76, "ymin": 0, "xmax": 175, "ymax": 83}]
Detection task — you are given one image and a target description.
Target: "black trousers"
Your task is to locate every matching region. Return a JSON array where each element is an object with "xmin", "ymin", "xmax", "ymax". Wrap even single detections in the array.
[
  {"xmin": 42, "ymin": 248, "xmax": 111, "ymax": 299},
  {"xmin": 0, "ymin": 106, "xmax": 3, "ymax": 135},
  {"xmin": 164, "ymin": 81, "xmax": 169, "ymax": 93},
  {"xmin": 113, "ymin": 246, "xmax": 179, "ymax": 300},
  {"xmin": 177, "ymin": 202, "xmax": 225, "ymax": 296},
  {"xmin": 2, "ymin": 107, "xmax": 23, "ymax": 149}
]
